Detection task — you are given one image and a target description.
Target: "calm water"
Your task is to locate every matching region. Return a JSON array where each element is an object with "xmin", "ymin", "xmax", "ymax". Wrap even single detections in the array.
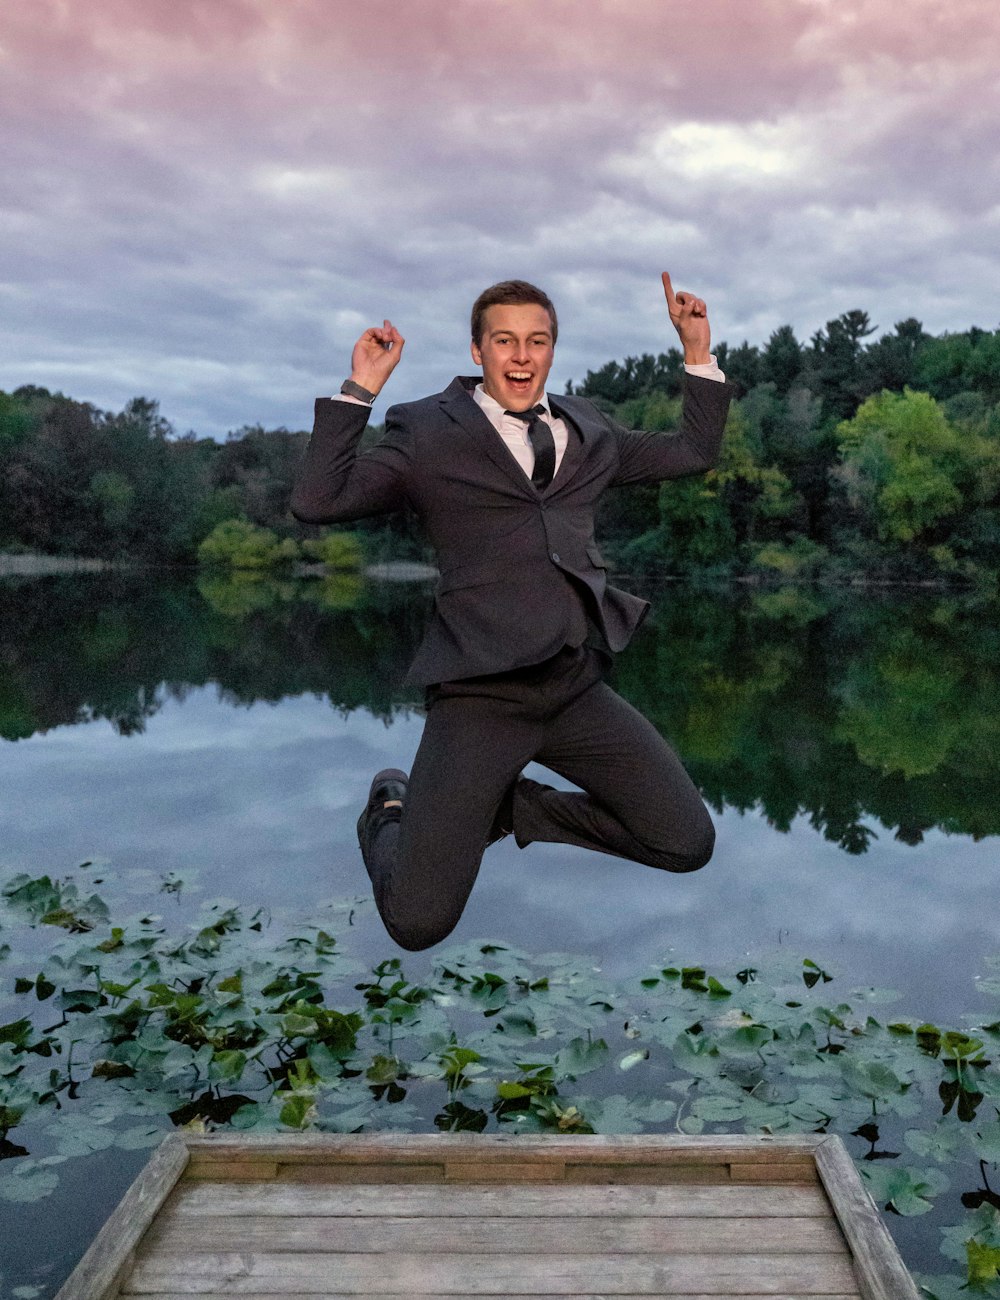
[
  {"xmin": 1, "ymin": 569, "xmax": 999, "ymax": 1291},
  {"xmin": 2, "ymin": 571, "xmax": 997, "ymax": 1001}
]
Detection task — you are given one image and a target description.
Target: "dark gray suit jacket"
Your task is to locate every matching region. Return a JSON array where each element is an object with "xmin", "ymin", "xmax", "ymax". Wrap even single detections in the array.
[{"xmin": 291, "ymin": 374, "xmax": 732, "ymax": 687}]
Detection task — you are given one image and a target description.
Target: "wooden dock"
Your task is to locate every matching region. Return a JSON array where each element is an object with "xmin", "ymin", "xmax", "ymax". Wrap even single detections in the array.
[{"xmin": 54, "ymin": 1133, "xmax": 920, "ymax": 1300}]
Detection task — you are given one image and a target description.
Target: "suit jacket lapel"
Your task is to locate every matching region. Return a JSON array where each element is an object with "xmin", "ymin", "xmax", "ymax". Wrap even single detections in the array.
[
  {"xmin": 547, "ymin": 395, "xmax": 604, "ymax": 494},
  {"xmin": 439, "ymin": 379, "xmax": 535, "ymax": 494},
  {"xmin": 437, "ymin": 380, "xmax": 606, "ymax": 497}
]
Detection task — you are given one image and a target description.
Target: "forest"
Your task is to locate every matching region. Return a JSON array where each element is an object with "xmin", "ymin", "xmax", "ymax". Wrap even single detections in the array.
[{"xmin": 2, "ymin": 309, "xmax": 999, "ymax": 583}]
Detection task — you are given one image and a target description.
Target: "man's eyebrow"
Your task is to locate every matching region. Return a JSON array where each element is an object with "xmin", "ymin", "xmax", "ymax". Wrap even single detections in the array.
[{"xmin": 489, "ymin": 328, "xmax": 552, "ymax": 339}]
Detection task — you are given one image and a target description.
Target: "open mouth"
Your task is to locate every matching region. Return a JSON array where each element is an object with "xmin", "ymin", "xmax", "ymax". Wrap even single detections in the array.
[{"xmin": 505, "ymin": 371, "xmax": 533, "ymax": 395}]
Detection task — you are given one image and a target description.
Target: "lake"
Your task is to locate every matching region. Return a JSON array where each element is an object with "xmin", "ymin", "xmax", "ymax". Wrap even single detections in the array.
[{"xmin": 1, "ymin": 569, "xmax": 998, "ymax": 1295}]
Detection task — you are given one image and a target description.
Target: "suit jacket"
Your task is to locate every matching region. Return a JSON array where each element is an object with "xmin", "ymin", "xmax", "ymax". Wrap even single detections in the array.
[{"xmin": 291, "ymin": 374, "xmax": 732, "ymax": 687}]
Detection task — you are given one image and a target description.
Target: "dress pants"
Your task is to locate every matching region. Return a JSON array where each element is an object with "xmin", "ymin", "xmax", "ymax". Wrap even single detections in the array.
[{"xmin": 365, "ymin": 645, "xmax": 715, "ymax": 952}]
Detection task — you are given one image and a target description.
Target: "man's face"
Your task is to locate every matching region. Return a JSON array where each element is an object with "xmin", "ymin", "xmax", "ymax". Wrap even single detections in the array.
[{"xmin": 471, "ymin": 303, "xmax": 555, "ymax": 411}]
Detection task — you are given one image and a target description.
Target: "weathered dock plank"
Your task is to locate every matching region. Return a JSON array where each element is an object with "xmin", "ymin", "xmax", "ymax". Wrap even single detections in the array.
[
  {"xmin": 143, "ymin": 1212, "xmax": 847, "ymax": 1255},
  {"xmin": 122, "ymin": 1249, "xmax": 861, "ymax": 1295},
  {"xmin": 125, "ymin": 1294, "xmax": 862, "ymax": 1300},
  {"xmin": 167, "ymin": 1180, "xmax": 833, "ymax": 1218},
  {"xmin": 53, "ymin": 1133, "xmax": 189, "ymax": 1300},
  {"xmin": 815, "ymin": 1138, "xmax": 921, "ymax": 1300},
  {"xmin": 183, "ymin": 1133, "xmax": 824, "ymax": 1168}
]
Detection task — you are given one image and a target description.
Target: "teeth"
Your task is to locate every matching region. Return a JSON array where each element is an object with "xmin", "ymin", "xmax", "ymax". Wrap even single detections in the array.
[{"xmin": 507, "ymin": 372, "xmax": 530, "ymax": 380}]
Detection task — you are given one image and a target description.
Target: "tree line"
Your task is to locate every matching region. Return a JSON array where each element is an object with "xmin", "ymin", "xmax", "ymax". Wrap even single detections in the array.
[
  {"xmin": 581, "ymin": 312, "xmax": 1000, "ymax": 582},
  {"xmin": 0, "ymin": 391, "xmax": 308, "ymax": 564},
  {"xmin": 2, "ymin": 310, "xmax": 999, "ymax": 580}
]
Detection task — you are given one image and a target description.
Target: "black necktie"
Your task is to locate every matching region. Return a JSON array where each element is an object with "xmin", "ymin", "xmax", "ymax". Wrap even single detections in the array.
[{"xmin": 505, "ymin": 405, "xmax": 556, "ymax": 490}]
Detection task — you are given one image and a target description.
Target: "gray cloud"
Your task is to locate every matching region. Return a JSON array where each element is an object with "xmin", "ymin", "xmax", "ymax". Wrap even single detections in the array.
[{"xmin": 0, "ymin": 0, "xmax": 997, "ymax": 436}]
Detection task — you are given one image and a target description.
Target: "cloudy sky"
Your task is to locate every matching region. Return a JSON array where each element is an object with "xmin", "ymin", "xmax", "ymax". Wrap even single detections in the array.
[{"xmin": 2, "ymin": 0, "xmax": 998, "ymax": 437}]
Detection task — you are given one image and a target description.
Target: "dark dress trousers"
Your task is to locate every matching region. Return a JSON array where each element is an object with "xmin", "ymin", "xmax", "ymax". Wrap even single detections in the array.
[{"xmin": 291, "ymin": 374, "xmax": 732, "ymax": 950}]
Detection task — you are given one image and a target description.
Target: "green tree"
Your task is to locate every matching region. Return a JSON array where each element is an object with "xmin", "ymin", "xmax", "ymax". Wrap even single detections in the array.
[
  {"xmin": 808, "ymin": 309, "xmax": 877, "ymax": 421},
  {"xmin": 835, "ymin": 389, "xmax": 966, "ymax": 545},
  {"xmin": 913, "ymin": 333, "xmax": 976, "ymax": 401},
  {"xmin": 213, "ymin": 425, "xmax": 308, "ymax": 531},
  {"xmin": 860, "ymin": 318, "xmax": 929, "ymax": 395},
  {"xmin": 760, "ymin": 325, "xmax": 805, "ymax": 396},
  {"xmin": 966, "ymin": 331, "xmax": 1000, "ymax": 402},
  {"xmin": 87, "ymin": 470, "xmax": 136, "ymax": 538},
  {"xmin": 714, "ymin": 339, "xmax": 761, "ymax": 392},
  {"xmin": 0, "ymin": 391, "xmax": 37, "ymax": 456},
  {"xmin": 572, "ymin": 351, "xmax": 684, "ymax": 403},
  {"xmin": 715, "ymin": 402, "xmax": 800, "ymax": 547}
]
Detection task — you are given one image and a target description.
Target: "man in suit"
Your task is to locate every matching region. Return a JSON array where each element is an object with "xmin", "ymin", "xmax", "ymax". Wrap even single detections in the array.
[{"xmin": 291, "ymin": 274, "xmax": 731, "ymax": 951}]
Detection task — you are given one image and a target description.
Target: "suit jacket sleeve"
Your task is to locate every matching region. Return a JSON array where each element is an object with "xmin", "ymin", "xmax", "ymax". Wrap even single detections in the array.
[
  {"xmin": 610, "ymin": 373, "xmax": 733, "ymax": 487},
  {"xmin": 290, "ymin": 397, "xmax": 412, "ymax": 524}
]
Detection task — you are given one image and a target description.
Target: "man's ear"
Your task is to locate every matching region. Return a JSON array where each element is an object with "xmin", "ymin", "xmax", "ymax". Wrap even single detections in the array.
[{"xmin": 470, "ymin": 338, "xmax": 483, "ymax": 366}]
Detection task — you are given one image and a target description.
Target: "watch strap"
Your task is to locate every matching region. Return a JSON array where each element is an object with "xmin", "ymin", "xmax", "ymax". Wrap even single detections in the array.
[{"xmin": 340, "ymin": 379, "xmax": 376, "ymax": 403}]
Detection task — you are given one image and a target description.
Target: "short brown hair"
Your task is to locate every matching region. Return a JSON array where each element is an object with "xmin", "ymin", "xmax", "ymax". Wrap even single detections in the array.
[{"xmin": 470, "ymin": 280, "xmax": 558, "ymax": 347}]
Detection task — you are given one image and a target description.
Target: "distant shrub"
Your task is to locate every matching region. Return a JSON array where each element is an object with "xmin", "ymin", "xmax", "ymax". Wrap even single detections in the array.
[
  {"xmin": 300, "ymin": 531, "xmax": 364, "ymax": 571},
  {"xmin": 197, "ymin": 519, "xmax": 299, "ymax": 570}
]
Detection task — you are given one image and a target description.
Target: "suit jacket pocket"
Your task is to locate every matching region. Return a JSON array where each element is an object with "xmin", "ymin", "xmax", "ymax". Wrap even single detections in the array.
[{"xmin": 437, "ymin": 555, "xmax": 534, "ymax": 594}]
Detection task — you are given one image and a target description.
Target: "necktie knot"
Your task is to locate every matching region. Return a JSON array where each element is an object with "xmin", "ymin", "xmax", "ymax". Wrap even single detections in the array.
[
  {"xmin": 504, "ymin": 406, "xmax": 556, "ymax": 490},
  {"xmin": 505, "ymin": 404, "xmax": 546, "ymax": 423}
]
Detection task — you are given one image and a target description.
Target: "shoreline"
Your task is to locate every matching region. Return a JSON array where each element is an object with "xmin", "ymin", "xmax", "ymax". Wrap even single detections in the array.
[{"xmin": 0, "ymin": 551, "xmax": 991, "ymax": 593}]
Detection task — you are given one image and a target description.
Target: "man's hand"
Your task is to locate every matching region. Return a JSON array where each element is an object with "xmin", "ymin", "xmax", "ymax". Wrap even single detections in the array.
[
  {"xmin": 349, "ymin": 319, "xmax": 405, "ymax": 397},
  {"xmin": 662, "ymin": 272, "xmax": 711, "ymax": 366}
]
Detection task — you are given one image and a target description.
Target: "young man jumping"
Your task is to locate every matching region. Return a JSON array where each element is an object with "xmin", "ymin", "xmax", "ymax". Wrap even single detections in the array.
[{"xmin": 291, "ymin": 273, "xmax": 731, "ymax": 950}]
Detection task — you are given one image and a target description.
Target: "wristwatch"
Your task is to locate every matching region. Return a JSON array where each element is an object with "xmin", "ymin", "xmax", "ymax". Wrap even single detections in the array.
[{"xmin": 340, "ymin": 379, "xmax": 376, "ymax": 403}]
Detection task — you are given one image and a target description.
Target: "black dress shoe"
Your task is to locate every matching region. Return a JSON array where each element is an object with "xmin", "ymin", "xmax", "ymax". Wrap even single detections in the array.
[{"xmin": 357, "ymin": 768, "xmax": 408, "ymax": 864}]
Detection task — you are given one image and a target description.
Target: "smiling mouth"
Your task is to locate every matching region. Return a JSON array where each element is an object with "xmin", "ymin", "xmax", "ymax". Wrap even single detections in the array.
[{"xmin": 505, "ymin": 371, "xmax": 533, "ymax": 388}]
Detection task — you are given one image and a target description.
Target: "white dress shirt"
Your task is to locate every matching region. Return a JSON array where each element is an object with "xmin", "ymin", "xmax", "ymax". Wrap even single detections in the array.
[{"xmin": 472, "ymin": 385, "xmax": 569, "ymax": 477}]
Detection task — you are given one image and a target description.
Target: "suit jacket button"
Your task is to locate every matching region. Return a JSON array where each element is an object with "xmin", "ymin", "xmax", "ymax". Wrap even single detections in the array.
[{"xmin": 551, "ymin": 551, "xmax": 560, "ymax": 563}]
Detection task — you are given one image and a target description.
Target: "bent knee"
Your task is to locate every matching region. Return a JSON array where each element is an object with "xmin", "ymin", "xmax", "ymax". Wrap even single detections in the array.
[
  {"xmin": 384, "ymin": 913, "xmax": 460, "ymax": 953},
  {"xmin": 390, "ymin": 928, "xmax": 447, "ymax": 953},
  {"xmin": 644, "ymin": 816, "xmax": 715, "ymax": 874}
]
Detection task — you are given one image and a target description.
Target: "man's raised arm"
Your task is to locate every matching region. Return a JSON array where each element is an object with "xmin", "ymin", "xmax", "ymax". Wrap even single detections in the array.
[
  {"xmin": 611, "ymin": 271, "xmax": 732, "ymax": 486},
  {"xmin": 290, "ymin": 319, "xmax": 410, "ymax": 524}
]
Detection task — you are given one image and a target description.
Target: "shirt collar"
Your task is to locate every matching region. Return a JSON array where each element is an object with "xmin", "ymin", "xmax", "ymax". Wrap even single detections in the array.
[{"xmin": 473, "ymin": 383, "xmax": 552, "ymax": 423}]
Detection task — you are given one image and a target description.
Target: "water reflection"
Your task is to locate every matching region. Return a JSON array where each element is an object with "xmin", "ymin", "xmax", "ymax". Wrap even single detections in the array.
[
  {"xmin": 617, "ymin": 582, "xmax": 999, "ymax": 851},
  {"xmin": 1, "ymin": 571, "xmax": 997, "ymax": 850},
  {"xmin": 0, "ymin": 570, "xmax": 427, "ymax": 735}
]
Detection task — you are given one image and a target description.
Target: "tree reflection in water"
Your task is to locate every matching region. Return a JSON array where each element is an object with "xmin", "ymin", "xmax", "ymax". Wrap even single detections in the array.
[{"xmin": 1, "ymin": 572, "xmax": 997, "ymax": 851}]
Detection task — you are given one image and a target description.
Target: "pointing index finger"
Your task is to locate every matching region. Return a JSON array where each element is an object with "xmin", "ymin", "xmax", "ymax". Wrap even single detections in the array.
[{"xmin": 661, "ymin": 271, "xmax": 678, "ymax": 313}]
